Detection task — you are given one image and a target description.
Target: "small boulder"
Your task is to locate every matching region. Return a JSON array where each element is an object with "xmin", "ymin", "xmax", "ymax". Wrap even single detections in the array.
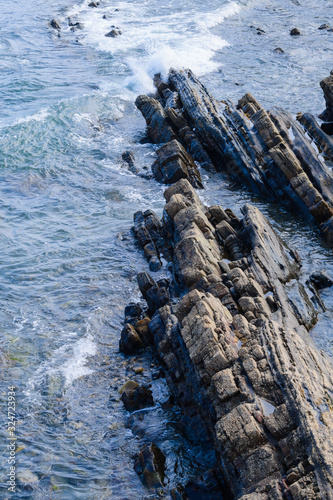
[
  {"xmin": 309, "ymin": 270, "xmax": 333, "ymax": 290},
  {"xmin": 118, "ymin": 380, "xmax": 139, "ymax": 394},
  {"xmin": 273, "ymin": 47, "xmax": 285, "ymax": 54},
  {"xmin": 134, "ymin": 443, "xmax": 166, "ymax": 489},
  {"xmin": 88, "ymin": 2, "xmax": 99, "ymax": 7},
  {"xmin": 121, "ymin": 385, "xmax": 154, "ymax": 411},
  {"xmin": 319, "ymin": 24, "xmax": 330, "ymax": 30},
  {"xmin": 124, "ymin": 302, "xmax": 142, "ymax": 322},
  {"xmin": 290, "ymin": 28, "xmax": 301, "ymax": 36},
  {"xmin": 105, "ymin": 28, "xmax": 122, "ymax": 37},
  {"xmin": 50, "ymin": 19, "xmax": 61, "ymax": 30},
  {"xmin": 119, "ymin": 323, "xmax": 144, "ymax": 354}
]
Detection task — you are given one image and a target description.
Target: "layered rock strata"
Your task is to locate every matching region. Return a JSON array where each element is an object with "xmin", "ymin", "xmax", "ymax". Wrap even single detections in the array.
[
  {"xmin": 127, "ymin": 178, "xmax": 333, "ymax": 499},
  {"xmin": 136, "ymin": 69, "xmax": 333, "ymax": 246}
]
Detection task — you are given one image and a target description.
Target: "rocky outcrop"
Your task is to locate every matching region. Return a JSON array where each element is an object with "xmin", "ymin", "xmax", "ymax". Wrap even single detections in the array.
[
  {"xmin": 152, "ymin": 139, "xmax": 203, "ymax": 188},
  {"xmin": 126, "ymin": 178, "xmax": 333, "ymax": 499},
  {"xmin": 319, "ymin": 73, "xmax": 333, "ymax": 121},
  {"xmin": 135, "ymin": 69, "xmax": 333, "ymax": 246}
]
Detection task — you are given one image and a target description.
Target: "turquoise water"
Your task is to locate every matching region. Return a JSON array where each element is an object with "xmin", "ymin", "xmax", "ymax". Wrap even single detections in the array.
[{"xmin": 0, "ymin": 0, "xmax": 332, "ymax": 498}]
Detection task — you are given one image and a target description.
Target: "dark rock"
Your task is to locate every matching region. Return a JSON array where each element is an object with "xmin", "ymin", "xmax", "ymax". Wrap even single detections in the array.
[
  {"xmin": 68, "ymin": 18, "xmax": 84, "ymax": 30},
  {"xmin": 105, "ymin": 28, "xmax": 122, "ymax": 37},
  {"xmin": 152, "ymin": 139, "xmax": 203, "ymax": 188},
  {"xmin": 321, "ymin": 121, "xmax": 333, "ymax": 136},
  {"xmin": 50, "ymin": 19, "xmax": 61, "ymax": 30},
  {"xmin": 153, "ymin": 73, "xmax": 170, "ymax": 96},
  {"xmin": 70, "ymin": 24, "xmax": 84, "ymax": 32},
  {"xmin": 319, "ymin": 24, "xmax": 330, "ymax": 30},
  {"xmin": 124, "ymin": 302, "xmax": 142, "ymax": 319},
  {"xmin": 133, "ymin": 210, "xmax": 167, "ymax": 270},
  {"xmin": 88, "ymin": 2, "xmax": 99, "ymax": 7},
  {"xmin": 137, "ymin": 271, "xmax": 155, "ymax": 296},
  {"xmin": 102, "ymin": 14, "xmax": 112, "ymax": 19},
  {"xmin": 257, "ymin": 28, "xmax": 265, "ymax": 35},
  {"xmin": 135, "ymin": 95, "xmax": 176, "ymax": 144},
  {"xmin": 309, "ymin": 270, "xmax": 333, "ymax": 289},
  {"xmin": 119, "ymin": 323, "xmax": 144, "ymax": 354},
  {"xmin": 184, "ymin": 469, "xmax": 225, "ymax": 499},
  {"xmin": 290, "ymin": 28, "xmax": 301, "ymax": 36},
  {"xmin": 134, "ymin": 443, "xmax": 166, "ymax": 489},
  {"xmin": 273, "ymin": 47, "xmax": 284, "ymax": 54},
  {"xmin": 121, "ymin": 385, "xmax": 154, "ymax": 411},
  {"xmin": 137, "ymin": 272, "xmax": 170, "ymax": 315},
  {"xmin": 152, "ymin": 369, "xmax": 165, "ymax": 380},
  {"xmin": 319, "ymin": 74, "xmax": 333, "ymax": 121},
  {"xmin": 122, "ymin": 150, "xmax": 137, "ymax": 174}
]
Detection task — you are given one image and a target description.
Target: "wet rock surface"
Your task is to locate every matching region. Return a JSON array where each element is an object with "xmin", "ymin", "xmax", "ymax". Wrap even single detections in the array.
[
  {"xmin": 50, "ymin": 19, "xmax": 61, "ymax": 30},
  {"xmin": 320, "ymin": 73, "xmax": 333, "ymax": 121},
  {"xmin": 136, "ymin": 69, "xmax": 333, "ymax": 247},
  {"xmin": 121, "ymin": 385, "xmax": 154, "ymax": 412},
  {"xmin": 152, "ymin": 139, "xmax": 203, "ymax": 188},
  {"xmin": 121, "ymin": 70, "xmax": 333, "ymax": 498},
  {"xmin": 134, "ymin": 443, "xmax": 166, "ymax": 489},
  {"xmin": 121, "ymin": 177, "xmax": 333, "ymax": 498}
]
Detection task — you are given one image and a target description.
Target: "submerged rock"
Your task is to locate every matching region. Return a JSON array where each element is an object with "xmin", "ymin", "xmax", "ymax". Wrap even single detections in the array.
[
  {"xmin": 183, "ymin": 469, "xmax": 226, "ymax": 499},
  {"xmin": 309, "ymin": 270, "xmax": 333, "ymax": 289},
  {"xmin": 105, "ymin": 28, "xmax": 122, "ymax": 37},
  {"xmin": 122, "ymin": 150, "xmax": 138, "ymax": 174},
  {"xmin": 134, "ymin": 443, "xmax": 166, "ymax": 489},
  {"xmin": 121, "ymin": 385, "xmax": 154, "ymax": 411},
  {"xmin": 50, "ymin": 19, "xmax": 61, "ymax": 30},
  {"xmin": 319, "ymin": 24, "xmax": 330, "ymax": 30}
]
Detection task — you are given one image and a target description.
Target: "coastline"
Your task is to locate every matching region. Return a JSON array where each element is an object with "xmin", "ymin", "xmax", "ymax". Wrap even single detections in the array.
[
  {"xmin": 1, "ymin": 0, "xmax": 333, "ymax": 497},
  {"xmin": 119, "ymin": 69, "xmax": 333, "ymax": 498}
]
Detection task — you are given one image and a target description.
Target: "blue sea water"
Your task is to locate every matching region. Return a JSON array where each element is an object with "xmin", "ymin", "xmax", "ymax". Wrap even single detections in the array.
[{"xmin": 0, "ymin": 0, "xmax": 332, "ymax": 497}]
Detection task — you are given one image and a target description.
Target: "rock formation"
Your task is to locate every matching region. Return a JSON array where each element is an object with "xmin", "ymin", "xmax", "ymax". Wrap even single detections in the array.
[
  {"xmin": 122, "ymin": 69, "xmax": 333, "ymax": 499},
  {"xmin": 127, "ymin": 178, "xmax": 333, "ymax": 499},
  {"xmin": 136, "ymin": 69, "xmax": 333, "ymax": 246}
]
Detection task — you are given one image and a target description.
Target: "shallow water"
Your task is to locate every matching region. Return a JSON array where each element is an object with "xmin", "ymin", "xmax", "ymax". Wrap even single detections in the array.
[{"xmin": 0, "ymin": 0, "xmax": 332, "ymax": 497}]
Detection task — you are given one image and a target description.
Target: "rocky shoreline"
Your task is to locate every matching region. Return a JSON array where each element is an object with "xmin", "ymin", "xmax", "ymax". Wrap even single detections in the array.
[{"xmin": 119, "ymin": 70, "xmax": 333, "ymax": 499}]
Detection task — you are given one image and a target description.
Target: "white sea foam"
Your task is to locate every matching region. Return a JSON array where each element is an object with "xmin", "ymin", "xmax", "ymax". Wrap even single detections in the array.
[
  {"xmin": 13, "ymin": 108, "xmax": 49, "ymax": 126},
  {"xmin": 61, "ymin": 335, "xmax": 97, "ymax": 387},
  {"xmin": 197, "ymin": 2, "xmax": 242, "ymax": 29},
  {"xmin": 66, "ymin": 0, "xmax": 241, "ymax": 95},
  {"xmin": 25, "ymin": 333, "xmax": 97, "ymax": 402}
]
